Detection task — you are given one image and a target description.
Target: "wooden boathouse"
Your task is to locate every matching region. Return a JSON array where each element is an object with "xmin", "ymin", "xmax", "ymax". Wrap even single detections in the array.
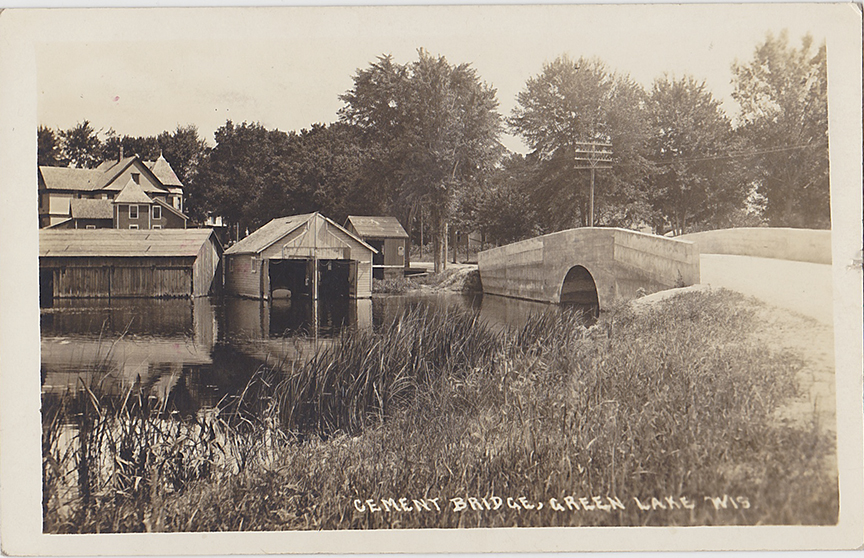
[
  {"xmin": 344, "ymin": 215, "xmax": 409, "ymax": 279},
  {"xmin": 224, "ymin": 212, "xmax": 376, "ymax": 300},
  {"xmin": 39, "ymin": 229, "xmax": 222, "ymax": 303}
]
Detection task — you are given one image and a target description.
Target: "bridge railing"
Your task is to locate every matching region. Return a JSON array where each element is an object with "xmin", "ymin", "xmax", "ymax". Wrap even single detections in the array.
[{"xmin": 677, "ymin": 227, "xmax": 831, "ymax": 265}]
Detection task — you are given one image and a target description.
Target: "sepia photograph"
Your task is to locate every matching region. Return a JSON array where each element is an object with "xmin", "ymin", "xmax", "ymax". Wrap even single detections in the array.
[{"xmin": 0, "ymin": 2, "xmax": 862, "ymax": 554}]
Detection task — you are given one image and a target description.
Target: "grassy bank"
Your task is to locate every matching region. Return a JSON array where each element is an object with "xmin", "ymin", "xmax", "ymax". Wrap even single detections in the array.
[
  {"xmin": 42, "ymin": 289, "xmax": 837, "ymax": 532},
  {"xmin": 372, "ymin": 267, "xmax": 481, "ymax": 295}
]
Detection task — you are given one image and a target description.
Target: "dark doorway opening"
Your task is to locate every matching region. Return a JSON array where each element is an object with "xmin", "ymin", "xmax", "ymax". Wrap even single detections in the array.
[
  {"xmin": 560, "ymin": 265, "xmax": 600, "ymax": 312},
  {"xmin": 39, "ymin": 267, "xmax": 54, "ymax": 308},
  {"xmin": 269, "ymin": 259, "xmax": 312, "ymax": 299},
  {"xmin": 367, "ymin": 240, "xmax": 384, "ymax": 279},
  {"xmin": 318, "ymin": 259, "xmax": 352, "ymax": 299}
]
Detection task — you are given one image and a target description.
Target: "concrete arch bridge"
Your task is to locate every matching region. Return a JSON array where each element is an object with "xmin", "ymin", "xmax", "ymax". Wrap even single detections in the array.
[{"xmin": 478, "ymin": 228, "xmax": 700, "ymax": 309}]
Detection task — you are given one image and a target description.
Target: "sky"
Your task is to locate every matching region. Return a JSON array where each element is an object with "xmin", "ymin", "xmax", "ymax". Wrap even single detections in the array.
[{"xmin": 35, "ymin": 4, "xmax": 834, "ymax": 154}]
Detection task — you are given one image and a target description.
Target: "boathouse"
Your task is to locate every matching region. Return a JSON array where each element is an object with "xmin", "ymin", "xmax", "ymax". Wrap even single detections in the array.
[
  {"xmin": 39, "ymin": 229, "xmax": 222, "ymax": 303},
  {"xmin": 224, "ymin": 213, "xmax": 376, "ymax": 300},
  {"xmin": 344, "ymin": 215, "xmax": 408, "ymax": 279}
]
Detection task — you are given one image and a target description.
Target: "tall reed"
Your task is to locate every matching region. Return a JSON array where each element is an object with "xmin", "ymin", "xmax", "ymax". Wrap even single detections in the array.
[{"xmin": 43, "ymin": 289, "xmax": 838, "ymax": 531}]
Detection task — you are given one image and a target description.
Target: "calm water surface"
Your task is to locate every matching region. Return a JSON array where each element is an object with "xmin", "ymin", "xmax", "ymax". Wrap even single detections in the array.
[{"xmin": 41, "ymin": 294, "xmax": 582, "ymax": 417}]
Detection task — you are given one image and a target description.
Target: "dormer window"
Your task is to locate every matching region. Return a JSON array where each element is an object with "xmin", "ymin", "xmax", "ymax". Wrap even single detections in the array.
[{"xmin": 129, "ymin": 205, "xmax": 138, "ymax": 219}]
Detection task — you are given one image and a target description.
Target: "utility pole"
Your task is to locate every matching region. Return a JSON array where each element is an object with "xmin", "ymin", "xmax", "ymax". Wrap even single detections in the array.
[{"xmin": 574, "ymin": 142, "xmax": 613, "ymax": 227}]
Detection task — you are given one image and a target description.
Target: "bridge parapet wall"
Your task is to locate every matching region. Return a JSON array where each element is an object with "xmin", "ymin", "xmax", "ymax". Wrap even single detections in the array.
[
  {"xmin": 612, "ymin": 230, "xmax": 699, "ymax": 288},
  {"xmin": 678, "ymin": 227, "xmax": 831, "ymax": 264},
  {"xmin": 478, "ymin": 229, "xmax": 615, "ymax": 303}
]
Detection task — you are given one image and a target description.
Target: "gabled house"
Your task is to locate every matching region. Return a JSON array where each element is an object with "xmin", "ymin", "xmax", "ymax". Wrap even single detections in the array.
[{"xmin": 39, "ymin": 153, "xmax": 186, "ymax": 228}]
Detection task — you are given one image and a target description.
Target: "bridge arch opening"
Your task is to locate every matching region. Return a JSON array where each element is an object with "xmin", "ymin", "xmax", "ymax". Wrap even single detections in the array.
[{"xmin": 560, "ymin": 265, "xmax": 600, "ymax": 309}]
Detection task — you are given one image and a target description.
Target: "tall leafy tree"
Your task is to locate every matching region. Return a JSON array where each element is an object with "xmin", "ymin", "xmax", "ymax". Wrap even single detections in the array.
[
  {"xmin": 732, "ymin": 31, "xmax": 829, "ymax": 229},
  {"xmin": 156, "ymin": 125, "xmax": 210, "ymax": 186},
  {"xmin": 38, "ymin": 125, "xmax": 64, "ymax": 167},
  {"xmin": 464, "ymin": 153, "xmax": 542, "ymax": 246},
  {"xmin": 509, "ymin": 55, "xmax": 653, "ymax": 230},
  {"xmin": 100, "ymin": 130, "xmax": 160, "ymax": 162},
  {"xmin": 60, "ymin": 120, "xmax": 102, "ymax": 169},
  {"xmin": 647, "ymin": 74, "xmax": 746, "ymax": 235},
  {"xmin": 195, "ymin": 121, "xmax": 294, "ymax": 236},
  {"xmin": 339, "ymin": 50, "xmax": 502, "ymax": 272}
]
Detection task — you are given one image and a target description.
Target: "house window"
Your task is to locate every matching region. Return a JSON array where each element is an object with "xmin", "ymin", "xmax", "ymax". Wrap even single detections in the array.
[
  {"xmin": 131, "ymin": 172, "xmax": 140, "ymax": 184},
  {"xmin": 250, "ymin": 256, "xmax": 257, "ymax": 273},
  {"xmin": 129, "ymin": 205, "xmax": 138, "ymax": 219},
  {"xmin": 152, "ymin": 205, "xmax": 162, "ymax": 220},
  {"xmin": 129, "ymin": 224, "xmax": 139, "ymax": 230},
  {"xmin": 152, "ymin": 224, "xmax": 162, "ymax": 229},
  {"xmin": 85, "ymin": 225, "xmax": 96, "ymax": 230}
]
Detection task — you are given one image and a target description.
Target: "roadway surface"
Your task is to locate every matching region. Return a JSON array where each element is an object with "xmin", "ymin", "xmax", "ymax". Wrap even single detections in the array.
[{"xmin": 699, "ymin": 254, "xmax": 834, "ymax": 324}]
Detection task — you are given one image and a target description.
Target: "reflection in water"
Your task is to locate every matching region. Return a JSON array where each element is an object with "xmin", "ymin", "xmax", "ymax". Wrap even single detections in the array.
[{"xmin": 41, "ymin": 293, "xmax": 591, "ymax": 419}]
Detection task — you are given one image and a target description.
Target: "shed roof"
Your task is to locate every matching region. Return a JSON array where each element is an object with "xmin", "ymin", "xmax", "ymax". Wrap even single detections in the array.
[
  {"xmin": 40, "ymin": 229, "xmax": 218, "ymax": 258},
  {"xmin": 114, "ymin": 178, "xmax": 154, "ymax": 204},
  {"xmin": 225, "ymin": 212, "xmax": 376, "ymax": 255},
  {"xmin": 346, "ymin": 215, "xmax": 409, "ymax": 239},
  {"xmin": 70, "ymin": 198, "xmax": 113, "ymax": 220}
]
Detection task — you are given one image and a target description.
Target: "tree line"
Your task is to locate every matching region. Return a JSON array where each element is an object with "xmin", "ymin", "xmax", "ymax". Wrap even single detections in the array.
[{"xmin": 39, "ymin": 31, "xmax": 829, "ymax": 272}]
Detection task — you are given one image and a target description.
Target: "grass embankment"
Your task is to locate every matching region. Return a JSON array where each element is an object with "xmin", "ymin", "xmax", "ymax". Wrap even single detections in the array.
[
  {"xmin": 372, "ymin": 266, "xmax": 481, "ymax": 295},
  {"xmin": 42, "ymin": 290, "xmax": 837, "ymax": 532}
]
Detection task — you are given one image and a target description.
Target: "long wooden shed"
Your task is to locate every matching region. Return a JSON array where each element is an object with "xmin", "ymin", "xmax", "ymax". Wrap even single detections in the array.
[
  {"xmin": 39, "ymin": 229, "xmax": 222, "ymax": 303},
  {"xmin": 224, "ymin": 212, "xmax": 376, "ymax": 300}
]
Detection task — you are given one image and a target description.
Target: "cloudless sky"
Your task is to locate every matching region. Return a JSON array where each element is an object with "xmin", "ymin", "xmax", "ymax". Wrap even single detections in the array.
[{"xmin": 36, "ymin": 4, "xmax": 832, "ymax": 154}]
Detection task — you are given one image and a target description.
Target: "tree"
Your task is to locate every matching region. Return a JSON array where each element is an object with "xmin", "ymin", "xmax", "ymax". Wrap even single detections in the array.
[
  {"xmin": 285, "ymin": 122, "xmax": 374, "ymax": 224},
  {"xmin": 731, "ymin": 31, "xmax": 829, "ymax": 229},
  {"xmin": 38, "ymin": 125, "xmax": 63, "ymax": 167},
  {"xmin": 100, "ymin": 130, "xmax": 160, "ymax": 162},
  {"xmin": 464, "ymin": 153, "xmax": 542, "ymax": 246},
  {"xmin": 647, "ymin": 74, "xmax": 746, "ymax": 235},
  {"xmin": 60, "ymin": 120, "xmax": 102, "ymax": 168},
  {"xmin": 509, "ymin": 55, "xmax": 653, "ymax": 231},
  {"xmin": 339, "ymin": 50, "xmax": 502, "ymax": 272},
  {"xmin": 156, "ymin": 125, "xmax": 210, "ymax": 186},
  {"xmin": 157, "ymin": 125, "xmax": 211, "ymax": 221}
]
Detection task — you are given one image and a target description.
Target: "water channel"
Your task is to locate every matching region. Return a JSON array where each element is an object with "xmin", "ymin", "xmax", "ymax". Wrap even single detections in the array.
[{"xmin": 41, "ymin": 294, "xmax": 586, "ymax": 418}]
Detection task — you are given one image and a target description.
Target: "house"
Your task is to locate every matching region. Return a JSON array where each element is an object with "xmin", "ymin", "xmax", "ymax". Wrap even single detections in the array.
[
  {"xmin": 344, "ymin": 215, "xmax": 409, "ymax": 279},
  {"xmin": 224, "ymin": 212, "xmax": 376, "ymax": 300},
  {"xmin": 38, "ymin": 153, "xmax": 186, "ymax": 228},
  {"xmin": 48, "ymin": 179, "xmax": 188, "ymax": 230},
  {"xmin": 39, "ymin": 229, "xmax": 222, "ymax": 304}
]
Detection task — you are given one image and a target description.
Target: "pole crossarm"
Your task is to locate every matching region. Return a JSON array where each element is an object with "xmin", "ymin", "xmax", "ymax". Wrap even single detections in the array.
[
  {"xmin": 572, "ymin": 141, "xmax": 613, "ymax": 228},
  {"xmin": 574, "ymin": 141, "xmax": 613, "ymax": 168}
]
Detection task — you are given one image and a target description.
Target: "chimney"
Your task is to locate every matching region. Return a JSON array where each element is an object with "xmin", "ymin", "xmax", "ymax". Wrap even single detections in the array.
[{"xmin": 119, "ymin": 145, "xmax": 123, "ymax": 162}]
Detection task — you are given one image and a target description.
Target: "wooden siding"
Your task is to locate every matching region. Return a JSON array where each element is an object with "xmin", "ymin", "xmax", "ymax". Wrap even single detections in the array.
[
  {"xmin": 226, "ymin": 214, "xmax": 374, "ymax": 299},
  {"xmin": 110, "ymin": 266, "xmax": 192, "ymax": 297},
  {"xmin": 116, "ymin": 203, "xmax": 152, "ymax": 229},
  {"xmin": 42, "ymin": 256, "xmax": 196, "ymax": 298},
  {"xmin": 356, "ymin": 260, "xmax": 372, "ymax": 298},
  {"xmin": 40, "ymin": 229, "xmax": 221, "ymax": 300},
  {"xmin": 382, "ymin": 238, "xmax": 407, "ymax": 267},
  {"xmin": 193, "ymin": 237, "xmax": 223, "ymax": 297},
  {"xmin": 225, "ymin": 254, "xmax": 263, "ymax": 298},
  {"xmin": 151, "ymin": 206, "xmax": 186, "ymax": 229}
]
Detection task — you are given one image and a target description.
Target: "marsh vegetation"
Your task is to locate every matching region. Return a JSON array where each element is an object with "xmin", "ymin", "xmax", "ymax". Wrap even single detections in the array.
[{"xmin": 42, "ymin": 289, "xmax": 837, "ymax": 532}]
